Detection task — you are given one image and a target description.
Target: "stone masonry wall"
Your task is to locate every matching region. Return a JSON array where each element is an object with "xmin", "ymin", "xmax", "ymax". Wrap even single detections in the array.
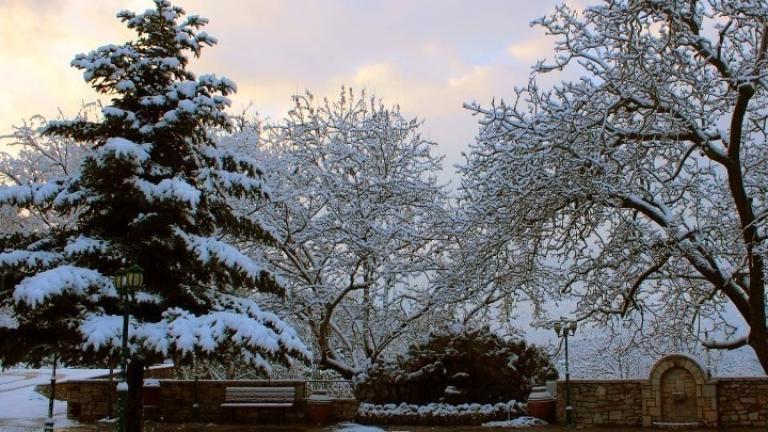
[
  {"xmin": 555, "ymin": 377, "xmax": 768, "ymax": 428},
  {"xmin": 62, "ymin": 380, "xmax": 115, "ymax": 421},
  {"xmin": 717, "ymin": 378, "xmax": 768, "ymax": 427},
  {"xmin": 63, "ymin": 379, "xmax": 359, "ymax": 424},
  {"xmin": 555, "ymin": 380, "xmax": 645, "ymax": 426},
  {"xmin": 333, "ymin": 399, "xmax": 360, "ymax": 420},
  {"xmin": 37, "ymin": 365, "xmax": 174, "ymax": 402}
]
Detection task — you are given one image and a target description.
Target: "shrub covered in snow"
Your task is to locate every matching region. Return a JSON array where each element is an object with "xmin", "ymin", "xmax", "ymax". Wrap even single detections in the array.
[
  {"xmin": 354, "ymin": 326, "xmax": 557, "ymax": 405},
  {"xmin": 356, "ymin": 400, "xmax": 527, "ymax": 425}
]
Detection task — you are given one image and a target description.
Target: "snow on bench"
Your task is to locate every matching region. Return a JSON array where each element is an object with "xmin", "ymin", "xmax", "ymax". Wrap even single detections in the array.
[{"xmin": 220, "ymin": 386, "xmax": 297, "ymax": 408}]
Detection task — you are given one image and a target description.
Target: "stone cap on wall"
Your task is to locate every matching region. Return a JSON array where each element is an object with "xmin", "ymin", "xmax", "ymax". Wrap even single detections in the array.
[
  {"xmin": 711, "ymin": 376, "xmax": 768, "ymax": 382},
  {"xmin": 555, "ymin": 379, "xmax": 646, "ymax": 384}
]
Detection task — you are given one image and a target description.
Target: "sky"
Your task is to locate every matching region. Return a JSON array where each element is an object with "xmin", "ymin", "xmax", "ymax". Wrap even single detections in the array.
[
  {"xmin": 0, "ymin": 0, "xmax": 587, "ymax": 185},
  {"xmin": 1, "ymin": 0, "xmax": 764, "ymax": 374}
]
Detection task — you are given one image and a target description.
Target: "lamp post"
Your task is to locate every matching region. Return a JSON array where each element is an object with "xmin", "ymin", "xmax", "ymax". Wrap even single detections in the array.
[
  {"xmin": 554, "ymin": 319, "xmax": 577, "ymax": 427},
  {"xmin": 704, "ymin": 330, "xmax": 712, "ymax": 379},
  {"xmin": 114, "ymin": 264, "xmax": 143, "ymax": 432},
  {"xmin": 43, "ymin": 353, "xmax": 58, "ymax": 432}
]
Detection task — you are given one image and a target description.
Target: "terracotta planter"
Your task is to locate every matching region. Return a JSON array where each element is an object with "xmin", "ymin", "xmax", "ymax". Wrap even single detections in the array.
[
  {"xmin": 526, "ymin": 399, "xmax": 556, "ymax": 421},
  {"xmin": 527, "ymin": 384, "xmax": 556, "ymax": 422},
  {"xmin": 307, "ymin": 390, "xmax": 333, "ymax": 424},
  {"xmin": 142, "ymin": 383, "xmax": 160, "ymax": 407}
]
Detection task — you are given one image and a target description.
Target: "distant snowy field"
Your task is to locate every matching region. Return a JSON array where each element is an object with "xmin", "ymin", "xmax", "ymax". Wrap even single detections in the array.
[{"xmin": 0, "ymin": 368, "xmax": 108, "ymax": 430}]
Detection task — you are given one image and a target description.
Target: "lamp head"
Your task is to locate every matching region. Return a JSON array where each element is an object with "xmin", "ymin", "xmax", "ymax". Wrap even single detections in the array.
[
  {"xmin": 113, "ymin": 268, "xmax": 128, "ymax": 291},
  {"xmin": 125, "ymin": 264, "xmax": 144, "ymax": 289},
  {"xmin": 553, "ymin": 321, "xmax": 562, "ymax": 336}
]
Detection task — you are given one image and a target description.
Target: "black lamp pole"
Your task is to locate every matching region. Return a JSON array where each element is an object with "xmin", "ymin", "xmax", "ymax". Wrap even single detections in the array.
[
  {"xmin": 192, "ymin": 353, "xmax": 200, "ymax": 421},
  {"xmin": 114, "ymin": 264, "xmax": 143, "ymax": 432},
  {"xmin": 43, "ymin": 353, "xmax": 58, "ymax": 432},
  {"xmin": 554, "ymin": 320, "xmax": 577, "ymax": 427}
]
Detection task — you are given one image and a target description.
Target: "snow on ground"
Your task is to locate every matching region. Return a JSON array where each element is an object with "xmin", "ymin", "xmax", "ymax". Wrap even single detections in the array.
[
  {"xmin": 482, "ymin": 416, "xmax": 548, "ymax": 428},
  {"xmin": 0, "ymin": 368, "xmax": 109, "ymax": 430},
  {"xmin": 329, "ymin": 423, "xmax": 386, "ymax": 432}
]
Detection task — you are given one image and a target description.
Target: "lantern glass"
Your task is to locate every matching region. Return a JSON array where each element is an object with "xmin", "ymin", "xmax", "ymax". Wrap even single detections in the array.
[
  {"xmin": 114, "ymin": 268, "xmax": 127, "ymax": 291},
  {"xmin": 553, "ymin": 321, "xmax": 562, "ymax": 336},
  {"xmin": 125, "ymin": 264, "xmax": 144, "ymax": 289},
  {"xmin": 570, "ymin": 321, "xmax": 577, "ymax": 335}
]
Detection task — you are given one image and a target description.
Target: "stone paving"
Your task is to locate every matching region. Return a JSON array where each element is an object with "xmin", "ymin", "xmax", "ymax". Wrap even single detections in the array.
[{"xmin": 1, "ymin": 422, "xmax": 765, "ymax": 432}]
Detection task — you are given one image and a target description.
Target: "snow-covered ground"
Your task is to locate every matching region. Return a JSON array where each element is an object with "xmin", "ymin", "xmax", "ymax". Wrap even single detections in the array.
[
  {"xmin": 482, "ymin": 417, "xmax": 548, "ymax": 428},
  {"xmin": 331, "ymin": 423, "xmax": 385, "ymax": 432},
  {"xmin": 0, "ymin": 368, "xmax": 109, "ymax": 430}
]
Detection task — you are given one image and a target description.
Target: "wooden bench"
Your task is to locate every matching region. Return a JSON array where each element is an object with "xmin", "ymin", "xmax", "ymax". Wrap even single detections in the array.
[{"xmin": 221, "ymin": 386, "xmax": 298, "ymax": 422}]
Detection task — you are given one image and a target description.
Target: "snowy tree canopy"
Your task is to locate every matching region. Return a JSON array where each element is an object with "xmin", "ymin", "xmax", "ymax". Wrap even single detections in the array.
[
  {"xmin": 0, "ymin": 111, "xmax": 91, "ymax": 240},
  {"xmin": 222, "ymin": 89, "xmax": 456, "ymax": 378},
  {"xmin": 461, "ymin": 0, "xmax": 768, "ymax": 373},
  {"xmin": 0, "ymin": 0, "xmax": 308, "ymax": 375}
]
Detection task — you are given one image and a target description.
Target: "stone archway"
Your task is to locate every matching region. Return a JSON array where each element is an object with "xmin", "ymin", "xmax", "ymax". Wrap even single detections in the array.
[
  {"xmin": 659, "ymin": 366, "xmax": 697, "ymax": 422},
  {"xmin": 642, "ymin": 354, "xmax": 718, "ymax": 428}
]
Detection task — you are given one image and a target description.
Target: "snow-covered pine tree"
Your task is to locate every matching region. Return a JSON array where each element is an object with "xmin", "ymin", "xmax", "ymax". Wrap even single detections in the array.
[{"xmin": 0, "ymin": 1, "xmax": 308, "ymax": 428}]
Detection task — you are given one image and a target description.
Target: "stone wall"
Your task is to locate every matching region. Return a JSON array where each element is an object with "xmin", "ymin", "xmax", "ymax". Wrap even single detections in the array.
[
  {"xmin": 62, "ymin": 379, "xmax": 359, "ymax": 424},
  {"xmin": 553, "ymin": 355, "xmax": 768, "ymax": 428},
  {"xmin": 37, "ymin": 365, "xmax": 173, "ymax": 402},
  {"xmin": 332, "ymin": 399, "xmax": 360, "ymax": 420},
  {"xmin": 717, "ymin": 378, "xmax": 768, "ymax": 427},
  {"xmin": 555, "ymin": 380, "xmax": 645, "ymax": 426},
  {"xmin": 62, "ymin": 380, "xmax": 115, "ymax": 421}
]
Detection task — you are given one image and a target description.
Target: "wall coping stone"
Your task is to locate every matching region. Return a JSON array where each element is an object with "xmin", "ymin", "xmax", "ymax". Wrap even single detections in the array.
[
  {"xmin": 61, "ymin": 379, "xmax": 307, "ymax": 384},
  {"xmin": 557, "ymin": 379, "xmax": 646, "ymax": 384},
  {"xmin": 713, "ymin": 377, "xmax": 768, "ymax": 382}
]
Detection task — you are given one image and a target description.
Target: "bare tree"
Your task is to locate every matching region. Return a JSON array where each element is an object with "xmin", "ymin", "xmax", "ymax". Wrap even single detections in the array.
[
  {"xmin": 0, "ymin": 110, "xmax": 91, "ymax": 234},
  {"xmin": 462, "ymin": 0, "xmax": 768, "ymax": 373},
  {"xmin": 227, "ymin": 90, "xmax": 455, "ymax": 378}
]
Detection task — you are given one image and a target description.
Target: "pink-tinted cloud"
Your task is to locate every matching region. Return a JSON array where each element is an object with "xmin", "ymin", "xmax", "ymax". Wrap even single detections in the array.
[{"xmin": 0, "ymin": 0, "xmax": 572, "ymax": 181}]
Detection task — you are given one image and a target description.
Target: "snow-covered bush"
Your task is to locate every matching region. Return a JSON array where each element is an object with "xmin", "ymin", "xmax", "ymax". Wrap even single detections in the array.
[
  {"xmin": 354, "ymin": 326, "xmax": 556, "ymax": 405},
  {"xmin": 356, "ymin": 400, "xmax": 527, "ymax": 425}
]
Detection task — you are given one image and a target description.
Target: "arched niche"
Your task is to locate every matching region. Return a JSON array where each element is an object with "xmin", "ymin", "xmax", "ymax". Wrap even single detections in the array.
[{"xmin": 642, "ymin": 354, "xmax": 718, "ymax": 428}]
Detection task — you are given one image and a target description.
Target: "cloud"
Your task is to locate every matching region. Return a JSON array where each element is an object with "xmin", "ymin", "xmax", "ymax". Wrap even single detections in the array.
[
  {"xmin": 506, "ymin": 37, "xmax": 554, "ymax": 63},
  {"xmin": 448, "ymin": 66, "xmax": 491, "ymax": 88},
  {"xmin": 352, "ymin": 63, "xmax": 399, "ymax": 87},
  {"xmin": 0, "ymin": 0, "xmax": 572, "ymax": 181}
]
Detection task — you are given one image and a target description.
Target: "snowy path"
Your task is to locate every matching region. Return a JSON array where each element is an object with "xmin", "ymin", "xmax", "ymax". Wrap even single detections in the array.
[{"xmin": 0, "ymin": 368, "xmax": 109, "ymax": 431}]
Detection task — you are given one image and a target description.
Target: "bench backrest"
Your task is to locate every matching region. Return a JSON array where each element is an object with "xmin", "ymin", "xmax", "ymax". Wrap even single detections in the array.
[{"xmin": 224, "ymin": 386, "xmax": 296, "ymax": 403}]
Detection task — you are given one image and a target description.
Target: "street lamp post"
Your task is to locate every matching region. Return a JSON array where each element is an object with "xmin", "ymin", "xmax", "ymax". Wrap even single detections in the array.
[
  {"xmin": 114, "ymin": 264, "xmax": 143, "ymax": 432},
  {"xmin": 43, "ymin": 354, "xmax": 58, "ymax": 432},
  {"xmin": 554, "ymin": 319, "xmax": 577, "ymax": 427},
  {"xmin": 704, "ymin": 330, "xmax": 712, "ymax": 379}
]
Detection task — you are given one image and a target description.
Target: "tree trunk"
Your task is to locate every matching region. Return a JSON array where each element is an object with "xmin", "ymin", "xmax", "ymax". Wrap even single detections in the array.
[
  {"xmin": 318, "ymin": 355, "xmax": 355, "ymax": 380},
  {"xmin": 126, "ymin": 359, "xmax": 145, "ymax": 432},
  {"xmin": 749, "ymin": 339, "xmax": 768, "ymax": 375}
]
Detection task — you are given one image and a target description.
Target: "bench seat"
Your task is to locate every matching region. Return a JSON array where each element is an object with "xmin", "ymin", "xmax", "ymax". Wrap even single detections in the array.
[
  {"xmin": 221, "ymin": 386, "xmax": 299, "ymax": 422},
  {"xmin": 220, "ymin": 402, "xmax": 294, "ymax": 408}
]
